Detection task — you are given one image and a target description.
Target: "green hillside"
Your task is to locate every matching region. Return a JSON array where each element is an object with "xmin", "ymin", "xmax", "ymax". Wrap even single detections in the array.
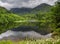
[{"xmin": 0, "ymin": 7, "xmax": 25, "ymax": 23}]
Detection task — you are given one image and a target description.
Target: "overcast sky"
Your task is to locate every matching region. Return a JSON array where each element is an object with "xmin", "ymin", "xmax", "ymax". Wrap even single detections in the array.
[{"xmin": 0, "ymin": 0, "xmax": 58, "ymax": 9}]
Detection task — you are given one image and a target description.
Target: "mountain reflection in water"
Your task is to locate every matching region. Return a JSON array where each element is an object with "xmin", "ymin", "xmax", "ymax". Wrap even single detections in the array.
[
  {"xmin": 0, "ymin": 30, "xmax": 52, "ymax": 40},
  {"xmin": 0, "ymin": 26, "xmax": 52, "ymax": 40},
  {"xmin": 0, "ymin": 23, "xmax": 52, "ymax": 40}
]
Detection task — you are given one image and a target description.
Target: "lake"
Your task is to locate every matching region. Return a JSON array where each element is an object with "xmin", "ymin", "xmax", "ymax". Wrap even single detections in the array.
[{"xmin": 0, "ymin": 22, "xmax": 52, "ymax": 40}]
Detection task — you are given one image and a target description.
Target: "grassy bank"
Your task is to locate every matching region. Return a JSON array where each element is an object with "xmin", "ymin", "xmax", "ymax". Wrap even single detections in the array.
[{"xmin": 0, "ymin": 38, "xmax": 60, "ymax": 44}]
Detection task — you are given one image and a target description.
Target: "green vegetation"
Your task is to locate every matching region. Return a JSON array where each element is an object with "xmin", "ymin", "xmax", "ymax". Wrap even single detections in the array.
[
  {"xmin": 0, "ymin": 1, "xmax": 60, "ymax": 36},
  {"xmin": 0, "ymin": 38, "xmax": 60, "ymax": 44},
  {"xmin": 51, "ymin": 1, "xmax": 60, "ymax": 36},
  {"xmin": 0, "ymin": 6, "xmax": 26, "ymax": 33},
  {"xmin": 0, "ymin": 1, "xmax": 60, "ymax": 44},
  {"xmin": 0, "ymin": 6, "xmax": 25, "ymax": 23}
]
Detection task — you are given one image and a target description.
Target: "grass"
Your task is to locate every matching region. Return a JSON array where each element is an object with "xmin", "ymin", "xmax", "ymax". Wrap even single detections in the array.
[{"xmin": 0, "ymin": 38, "xmax": 60, "ymax": 44}]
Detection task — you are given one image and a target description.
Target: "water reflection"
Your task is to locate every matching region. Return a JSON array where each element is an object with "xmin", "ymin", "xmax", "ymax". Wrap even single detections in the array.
[
  {"xmin": 0, "ymin": 23, "xmax": 21, "ymax": 33},
  {"xmin": 0, "ymin": 22, "xmax": 38, "ymax": 33},
  {"xmin": 0, "ymin": 22, "xmax": 52, "ymax": 40},
  {"xmin": 0, "ymin": 30, "xmax": 52, "ymax": 40}
]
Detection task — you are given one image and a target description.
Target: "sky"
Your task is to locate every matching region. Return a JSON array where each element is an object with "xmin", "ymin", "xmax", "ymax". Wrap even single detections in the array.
[{"xmin": 0, "ymin": 0, "xmax": 58, "ymax": 9}]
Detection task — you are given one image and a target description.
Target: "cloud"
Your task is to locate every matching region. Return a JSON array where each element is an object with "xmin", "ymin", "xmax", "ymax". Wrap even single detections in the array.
[
  {"xmin": 0, "ymin": 1, "xmax": 13, "ymax": 9},
  {"xmin": 0, "ymin": 0, "xmax": 57, "ymax": 9}
]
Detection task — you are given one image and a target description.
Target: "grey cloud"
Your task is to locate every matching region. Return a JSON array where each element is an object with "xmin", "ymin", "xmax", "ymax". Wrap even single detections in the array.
[
  {"xmin": 0, "ymin": 0, "xmax": 58, "ymax": 9},
  {"xmin": 1, "ymin": 0, "xmax": 30, "ymax": 4}
]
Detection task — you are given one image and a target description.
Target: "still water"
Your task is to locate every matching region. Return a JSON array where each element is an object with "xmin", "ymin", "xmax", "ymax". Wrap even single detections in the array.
[{"xmin": 0, "ymin": 22, "xmax": 52, "ymax": 40}]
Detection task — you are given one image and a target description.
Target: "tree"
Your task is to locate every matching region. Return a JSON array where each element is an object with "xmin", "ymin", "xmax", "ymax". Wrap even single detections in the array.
[
  {"xmin": 51, "ymin": 1, "xmax": 60, "ymax": 35},
  {"xmin": 52, "ymin": 2, "xmax": 60, "ymax": 28}
]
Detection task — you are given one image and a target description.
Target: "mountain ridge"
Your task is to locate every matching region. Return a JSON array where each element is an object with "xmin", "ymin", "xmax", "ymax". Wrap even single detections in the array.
[{"xmin": 10, "ymin": 3, "xmax": 52, "ymax": 14}]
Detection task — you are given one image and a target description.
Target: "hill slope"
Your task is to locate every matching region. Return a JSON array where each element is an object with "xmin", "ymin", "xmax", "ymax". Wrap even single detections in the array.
[
  {"xmin": 10, "ymin": 3, "xmax": 52, "ymax": 14},
  {"xmin": 31, "ymin": 3, "xmax": 52, "ymax": 13},
  {"xmin": 10, "ymin": 8, "xmax": 32, "ymax": 14},
  {"xmin": 0, "ymin": 6, "xmax": 24, "ymax": 23}
]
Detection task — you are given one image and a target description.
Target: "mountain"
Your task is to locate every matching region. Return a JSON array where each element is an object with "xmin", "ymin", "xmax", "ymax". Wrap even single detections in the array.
[
  {"xmin": 32, "ymin": 3, "xmax": 52, "ymax": 13},
  {"xmin": 10, "ymin": 8, "xmax": 32, "ymax": 14},
  {"xmin": 10, "ymin": 3, "xmax": 52, "ymax": 14}
]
